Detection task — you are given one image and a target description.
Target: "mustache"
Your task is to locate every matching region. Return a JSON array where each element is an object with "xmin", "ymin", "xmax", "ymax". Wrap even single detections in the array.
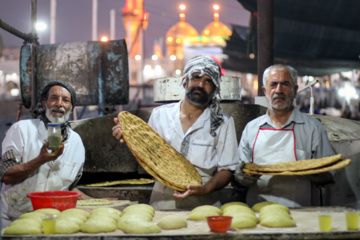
[
  {"xmin": 189, "ymin": 86, "xmax": 207, "ymax": 96},
  {"xmin": 50, "ymin": 106, "xmax": 66, "ymax": 113},
  {"xmin": 272, "ymin": 93, "xmax": 286, "ymax": 101}
]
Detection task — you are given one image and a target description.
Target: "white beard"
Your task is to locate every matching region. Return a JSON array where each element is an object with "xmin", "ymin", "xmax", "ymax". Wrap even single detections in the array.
[{"xmin": 45, "ymin": 103, "xmax": 72, "ymax": 124}]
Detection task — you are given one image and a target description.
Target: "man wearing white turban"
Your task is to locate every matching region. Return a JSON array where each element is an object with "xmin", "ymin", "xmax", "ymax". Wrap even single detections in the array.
[{"xmin": 113, "ymin": 55, "xmax": 239, "ymax": 210}]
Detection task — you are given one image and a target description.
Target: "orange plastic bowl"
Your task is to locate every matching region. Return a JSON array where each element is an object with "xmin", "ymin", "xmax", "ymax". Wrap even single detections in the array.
[
  {"xmin": 206, "ymin": 216, "xmax": 232, "ymax": 233},
  {"xmin": 27, "ymin": 191, "xmax": 81, "ymax": 211}
]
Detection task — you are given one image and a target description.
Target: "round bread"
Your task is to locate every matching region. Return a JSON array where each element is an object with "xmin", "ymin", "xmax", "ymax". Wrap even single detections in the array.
[
  {"xmin": 117, "ymin": 218, "xmax": 161, "ymax": 234},
  {"xmin": 231, "ymin": 216, "xmax": 257, "ymax": 229},
  {"xmin": 35, "ymin": 208, "xmax": 61, "ymax": 215},
  {"xmin": 80, "ymin": 218, "xmax": 117, "ymax": 233},
  {"xmin": 251, "ymin": 201, "xmax": 276, "ymax": 212},
  {"xmin": 221, "ymin": 201, "xmax": 249, "ymax": 211},
  {"xmin": 3, "ymin": 224, "xmax": 41, "ymax": 235},
  {"xmin": 157, "ymin": 215, "xmax": 187, "ymax": 229},
  {"xmin": 55, "ymin": 219, "xmax": 80, "ymax": 234},
  {"xmin": 260, "ymin": 214, "xmax": 296, "ymax": 228}
]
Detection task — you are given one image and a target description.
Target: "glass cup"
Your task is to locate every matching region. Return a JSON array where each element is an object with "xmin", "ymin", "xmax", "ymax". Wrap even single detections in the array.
[
  {"xmin": 345, "ymin": 210, "xmax": 359, "ymax": 230},
  {"xmin": 41, "ymin": 214, "xmax": 57, "ymax": 234},
  {"xmin": 318, "ymin": 211, "xmax": 332, "ymax": 231}
]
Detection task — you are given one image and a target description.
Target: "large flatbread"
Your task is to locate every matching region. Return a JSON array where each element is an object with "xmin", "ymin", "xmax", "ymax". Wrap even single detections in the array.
[
  {"xmin": 244, "ymin": 154, "xmax": 342, "ymax": 172},
  {"xmin": 118, "ymin": 111, "xmax": 202, "ymax": 191},
  {"xmin": 84, "ymin": 178, "xmax": 155, "ymax": 187},
  {"xmin": 243, "ymin": 159, "xmax": 351, "ymax": 175}
]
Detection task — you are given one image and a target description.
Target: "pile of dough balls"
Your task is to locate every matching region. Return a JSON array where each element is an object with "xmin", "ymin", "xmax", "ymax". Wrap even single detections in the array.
[
  {"xmin": 221, "ymin": 202, "xmax": 258, "ymax": 228},
  {"xmin": 252, "ymin": 201, "xmax": 296, "ymax": 228}
]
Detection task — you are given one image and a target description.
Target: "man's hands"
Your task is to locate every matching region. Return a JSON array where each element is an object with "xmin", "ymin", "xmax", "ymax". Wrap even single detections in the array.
[
  {"xmin": 112, "ymin": 117, "xmax": 124, "ymax": 143},
  {"xmin": 173, "ymin": 184, "xmax": 208, "ymax": 199},
  {"xmin": 234, "ymin": 161, "xmax": 260, "ymax": 187}
]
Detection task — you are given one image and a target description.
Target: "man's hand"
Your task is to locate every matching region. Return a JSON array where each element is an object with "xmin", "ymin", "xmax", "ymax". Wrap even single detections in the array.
[
  {"xmin": 38, "ymin": 142, "xmax": 64, "ymax": 163},
  {"xmin": 112, "ymin": 117, "xmax": 124, "ymax": 143},
  {"xmin": 173, "ymin": 184, "xmax": 207, "ymax": 199},
  {"xmin": 234, "ymin": 161, "xmax": 260, "ymax": 187}
]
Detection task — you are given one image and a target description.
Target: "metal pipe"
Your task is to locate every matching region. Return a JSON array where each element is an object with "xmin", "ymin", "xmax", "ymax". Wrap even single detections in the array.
[
  {"xmin": 0, "ymin": 18, "xmax": 34, "ymax": 43},
  {"xmin": 257, "ymin": 0, "xmax": 274, "ymax": 96},
  {"xmin": 30, "ymin": 0, "xmax": 38, "ymax": 114}
]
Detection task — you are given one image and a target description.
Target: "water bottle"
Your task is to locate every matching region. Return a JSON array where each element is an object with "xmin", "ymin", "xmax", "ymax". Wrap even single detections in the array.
[{"xmin": 47, "ymin": 123, "xmax": 62, "ymax": 151}]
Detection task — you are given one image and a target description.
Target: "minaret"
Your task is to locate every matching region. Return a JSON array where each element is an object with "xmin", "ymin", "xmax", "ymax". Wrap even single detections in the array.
[{"xmin": 122, "ymin": 0, "xmax": 149, "ymax": 61}]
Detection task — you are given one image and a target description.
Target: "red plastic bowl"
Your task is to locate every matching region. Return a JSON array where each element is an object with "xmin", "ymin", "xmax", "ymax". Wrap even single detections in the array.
[
  {"xmin": 206, "ymin": 216, "xmax": 233, "ymax": 233},
  {"xmin": 27, "ymin": 191, "xmax": 81, "ymax": 211}
]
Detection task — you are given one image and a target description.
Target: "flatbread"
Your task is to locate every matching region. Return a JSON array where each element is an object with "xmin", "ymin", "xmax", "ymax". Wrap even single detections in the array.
[
  {"xmin": 76, "ymin": 199, "xmax": 113, "ymax": 206},
  {"xmin": 244, "ymin": 159, "xmax": 351, "ymax": 175},
  {"xmin": 84, "ymin": 178, "xmax": 154, "ymax": 187},
  {"xmin": 244, "ymin": 154, "xmax": 342, "ymax": 172},
  {"xmin": 118, "ymin": 111, "xmax": 202, "ymax": 191}
]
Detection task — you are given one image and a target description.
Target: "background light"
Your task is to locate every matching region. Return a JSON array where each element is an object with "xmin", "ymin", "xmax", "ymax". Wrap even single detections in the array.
[{"xmin": 35, "ymin": 21, "xmax": 47, "ymax": 31}]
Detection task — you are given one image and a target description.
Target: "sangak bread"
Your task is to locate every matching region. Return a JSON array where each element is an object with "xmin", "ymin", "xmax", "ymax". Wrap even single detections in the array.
[
  {"xmin": 84, "ymin": 178, "xmax": 154, "ymax": 187},
  {"xmin": 118, "ymin": 111, "xmax": 202, "ymax": 191},
  {"xmin": 244, "ymin": 154, "xmax": 342, "ymax": 172},
  {"xmin": 244, "ymin": 159, "xmax": 351, "ymax": 175}
]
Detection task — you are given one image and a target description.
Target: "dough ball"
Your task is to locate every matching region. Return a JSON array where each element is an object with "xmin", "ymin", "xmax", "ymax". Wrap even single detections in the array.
[
  {"xmin": 190, "ymin": 205, "xmax": 222, "ymax": 215},
  {"xmin": 260, "ymin": 214, "xmax": 296, "ymax": 228},
  {"xmin": 56, "ymin": 214, "xmax": 85, "ymax": 225},
  {"xmin": 3, "ymin": 224, "xmax": 41, "ymax": 235},
  {"xmin": 55, "ymin": 219, "xmax": 80, "ymax": 234},
  {"xmin": 90, "ymin": 211, "xmax": 120, "ymax": 221},
  {"xmin": 231, "ymin": 216, "xmax": 257, "ymax": 229},
  {"xmin": 221, "ymin": 202, "xmax": 249, "ymax": 211},
  {"xmin": 18, "ymin": 212, "xmax": 44, "ymax": 224},
  {"xmin": 80, "ymin": 218, "xmax": 117, "ymax": 233},
  {"xmin": 90, "ymin": 207, "xmax": 121, "ymax": 217},
  {"xmin": 35, "ymin": 208, "xmax": 61, "ymax": 215},
  {"xmin": 224, "ymin": 211, "xmax": 259, "ymax": 223},
  {"xmin": 120, "ymin": 212, "xmax": 153, "ymax": 222},
  {"xmin": 251, "ymin": 201, "xmax": 276, "ymax": 212},
  {"xmin": 222, "ymin": 205, "xmax": 254, "ymax": 215},
  {"xmin": 123, "ymin": 204, "xmax": 155, "ymax": 215},
  {"xmin": 157, "ymin": 215, "xmax": 187, "ymax": 229},
  {"xmin": 9, "ymin": 218, "xmax": 42, "ymax": 229},
  {"xmin": 88, "ymin": 215, "xmax": 117, "ymax": 225},
  {"xmin": 61, "ymin": 208, "xmax": 90, "ymax": 218},
  {"xmin": 260, "ymin": 204, "xmax": 290, "ymax": 214},
  {"xmin": 117, "ymin": 218, "xmax": 161, "ymax": 234},
  {"xmin": 187, "ymin": 210, "xmax": 219, "ymax": 221}
]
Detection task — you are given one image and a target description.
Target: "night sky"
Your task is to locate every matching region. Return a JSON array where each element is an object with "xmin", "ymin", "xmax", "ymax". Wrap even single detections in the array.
[{"xmin": 0, "ymin": 0, "xmax": 249, "ymax": 58}]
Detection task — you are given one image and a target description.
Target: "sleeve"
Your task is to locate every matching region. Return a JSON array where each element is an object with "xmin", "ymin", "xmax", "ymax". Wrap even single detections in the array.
[
  {"xmin": 238, "ymin": 124, "xmax": 253, "ymax": 164},
  {"xmin": 312, "ymin": 122, "xmax": 335, "ymax": 159},
  {"xmin": 216, "ymin": 117, "xmax": 239, "ymax": 171},
  {"xmin": 2, "ymin": 123, "xmax": 24, "ymax": 163}
]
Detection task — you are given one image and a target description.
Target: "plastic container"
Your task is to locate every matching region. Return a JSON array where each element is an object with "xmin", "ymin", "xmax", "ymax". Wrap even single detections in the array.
[
  {"xmin": 206, "ymin": 216, "xmax": 232, "ymax": 233},
  {"xmin": 27, "ymin": 191, "xmax": 81, "ymax": 211},
  {"xmin": 47, "ymin": 123, "xmax": 62, "ymax": 151}
]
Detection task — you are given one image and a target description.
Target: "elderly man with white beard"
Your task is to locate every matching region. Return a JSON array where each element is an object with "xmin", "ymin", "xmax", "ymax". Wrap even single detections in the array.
[
  {"xmin": 234, "ymin": 64, "xmax": 335, "ymax": 208},
  {"xmin": 0, "ymin": 81, "xmax": 90, "ymax": 228}
]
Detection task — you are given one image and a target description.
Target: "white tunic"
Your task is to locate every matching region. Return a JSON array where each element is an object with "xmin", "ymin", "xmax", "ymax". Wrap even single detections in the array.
[
  {"xmin": 1, "ymin": 119, "xmax": 85, "ymax": 226},
  {"xmin": 148, "ymin": 101, "xmax": 239, "ymax": 210}
]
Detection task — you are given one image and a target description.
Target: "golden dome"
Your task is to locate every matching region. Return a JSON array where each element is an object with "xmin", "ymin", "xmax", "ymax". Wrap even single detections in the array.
[
  {"xmin": 201, "ymin": 13, "xmax": 232, "ymax": 45},
  {"xmin": 165, "ymin": 13, "xmax": 199, "ymax": 46}
]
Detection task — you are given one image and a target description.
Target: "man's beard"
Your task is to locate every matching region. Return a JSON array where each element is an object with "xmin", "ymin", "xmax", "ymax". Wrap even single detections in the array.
[
  {"xmin": 45, "ymin": 103, "xmax": 72, "ymax": 124},
  {"xmin": 185, "ymin": 86, "xmax": 213, "ymax": 107},
  {"xmin": 266, "ymin": 91, "xmax": 294, "ymax": 110}
]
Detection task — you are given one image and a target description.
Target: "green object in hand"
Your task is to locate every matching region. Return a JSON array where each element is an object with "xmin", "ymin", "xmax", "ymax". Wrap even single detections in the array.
[{"xmin": 48, "ymin": 135, "xmax": 62, "ymax": 151}]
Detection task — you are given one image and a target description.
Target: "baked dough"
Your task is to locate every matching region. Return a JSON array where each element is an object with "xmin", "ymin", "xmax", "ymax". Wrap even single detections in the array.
[{"xmin": 157, "ymin": 215, "xmax": 188, "ymax": 229}]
